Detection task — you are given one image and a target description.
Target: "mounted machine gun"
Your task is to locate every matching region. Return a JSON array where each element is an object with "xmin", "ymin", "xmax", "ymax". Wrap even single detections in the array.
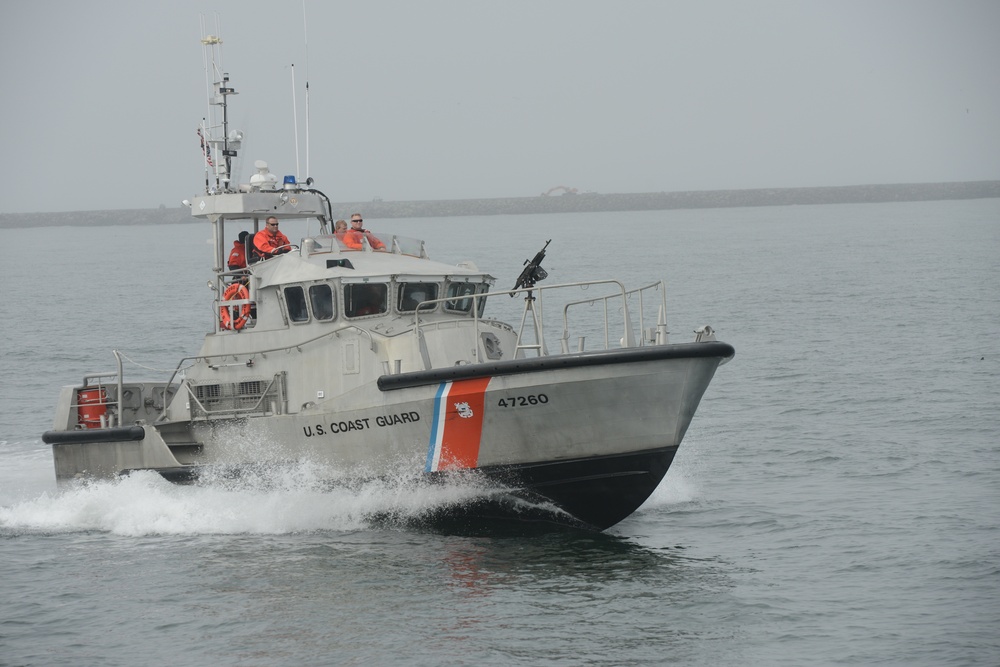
[{"xmin": 511, "ymin": 239, "xmax": 551, "ymax": 295}]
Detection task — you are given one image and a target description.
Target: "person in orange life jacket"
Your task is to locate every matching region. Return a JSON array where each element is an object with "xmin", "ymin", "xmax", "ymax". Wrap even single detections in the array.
[
  {"xmin": 253, "ymin": 216, "xmax": 291, "ymax": 260},
  {"xmin": 334, "ymin": 219, "xmax": 359, "ymax": 249},
  {"xmin": 227, "ymin": 230, "xmax": 250, "ymax": 270},
  {"xmin": 346, "ymin": 213, "xmax": 386, "ymax": 251}
]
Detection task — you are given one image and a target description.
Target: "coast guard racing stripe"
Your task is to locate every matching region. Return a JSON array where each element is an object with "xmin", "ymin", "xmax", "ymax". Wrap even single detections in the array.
[{"xmin": 426, "ymin": 376, "xmax": 492, "ymax": 472}]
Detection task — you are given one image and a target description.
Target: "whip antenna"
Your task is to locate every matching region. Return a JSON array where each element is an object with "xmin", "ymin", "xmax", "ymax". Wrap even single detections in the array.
[
  {"xmin": 302, "ymin": 0, "xmax": 311, "ymax": 179},
  {"xmin": 291, "ymin": 63, "xmax": 301, "ymax": 180}
]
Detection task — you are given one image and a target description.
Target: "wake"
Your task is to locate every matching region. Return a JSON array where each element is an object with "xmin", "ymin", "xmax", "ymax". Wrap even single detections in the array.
[{"xmin": 0, "ymin": 460, "xmax": 513, "ymax": 536}]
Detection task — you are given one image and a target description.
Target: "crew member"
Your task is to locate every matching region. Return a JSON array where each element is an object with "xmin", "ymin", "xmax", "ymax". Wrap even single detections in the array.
[
  {"xmin": 253, "ymin": 216, "xmax": 291, "ymax": 261},
  {"xmin": 346, "ymin": 213, "xmax": 386, "ymax": 251},
  {"xmin": 227, "ymin": 230, "xmax": 250, "ymax": 270},
  {"xmin": 334, "ymin": 219, "xmax": 357, "ymax": 248}
]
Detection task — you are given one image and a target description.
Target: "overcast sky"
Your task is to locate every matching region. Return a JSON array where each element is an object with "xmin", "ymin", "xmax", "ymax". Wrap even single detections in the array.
[{"xmin": 2, "ymin": 1, "xmax": 998, "ymax": 213}]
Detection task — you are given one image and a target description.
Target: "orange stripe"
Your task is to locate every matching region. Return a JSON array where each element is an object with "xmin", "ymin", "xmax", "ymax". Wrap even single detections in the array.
[{"xmin": 437, "ymin": 376, "xmax": 492, "ymax": 470}]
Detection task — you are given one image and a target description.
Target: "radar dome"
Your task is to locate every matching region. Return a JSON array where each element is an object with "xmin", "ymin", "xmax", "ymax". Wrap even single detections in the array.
[{"xmin": 249, "ymin": 159, "xmax": 278, "ymax": 190}]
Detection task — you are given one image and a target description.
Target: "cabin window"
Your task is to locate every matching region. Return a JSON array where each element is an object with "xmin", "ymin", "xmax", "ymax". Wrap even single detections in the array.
[
  {"xmin": 445, "ymin": 282, "xmax": 487, "ymax": 316},
  {"xmin": 397, "ymin": 282, "xmax": 439, "ymax": 312},
  {"xmin": 344, "ymin": 283, "xmax": 387, "ymax": 318},
  {"xmin": 445, "ymin": 283, "xmax": 476, "ymax": 313},
  {"xmin": 309, "ymin": 284, "xmax": 335, "ymax": 320},
  {"xmin": 284, "ymin": 286, "xmax": 309, "ymax": 322}
]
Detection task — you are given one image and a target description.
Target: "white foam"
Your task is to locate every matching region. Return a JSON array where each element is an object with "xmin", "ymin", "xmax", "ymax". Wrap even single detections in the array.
[{"xmin": 0, "ymin": 461, "xmax": 498, "ymax": 537}]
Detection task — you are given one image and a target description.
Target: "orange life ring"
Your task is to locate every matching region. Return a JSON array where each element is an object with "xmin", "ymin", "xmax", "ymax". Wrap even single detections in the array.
[{"xmin": 220, "ymin": 283, "xmax": 251, "ymax": 330}]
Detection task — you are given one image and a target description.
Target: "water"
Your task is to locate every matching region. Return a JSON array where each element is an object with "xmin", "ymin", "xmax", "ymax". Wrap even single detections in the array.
[{"xmin": 2, "ymin": 200, "xmax": 998, "ymax": 666}]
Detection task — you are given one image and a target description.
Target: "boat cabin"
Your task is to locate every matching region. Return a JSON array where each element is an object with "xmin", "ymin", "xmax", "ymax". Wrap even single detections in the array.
[
  {"xmin": 229, "ymin": 232, "xmax": 492, "ymax": 333},
  {"xmin": 193, "ymin": 188, "xmax": 494, "ymax": 336}
]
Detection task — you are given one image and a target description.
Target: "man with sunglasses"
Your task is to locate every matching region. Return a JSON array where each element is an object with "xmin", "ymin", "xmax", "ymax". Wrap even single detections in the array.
[
  {"xmin": 346, "ymin": 213, "xmax": 386, "ymax": 251},
  {"xmin": 252, "ymin": 216, "xmax": 292, "ymax": 261}
]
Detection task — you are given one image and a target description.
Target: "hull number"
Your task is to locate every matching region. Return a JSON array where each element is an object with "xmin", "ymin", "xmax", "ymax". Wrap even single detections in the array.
[{"xmin": 497, "ymin": 394, "xmax": 549, "ymax": 408}]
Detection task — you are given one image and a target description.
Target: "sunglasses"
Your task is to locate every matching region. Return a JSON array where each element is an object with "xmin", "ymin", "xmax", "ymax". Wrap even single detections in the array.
[{"xmin": 351, "ymin": 219, "xmax": 363, "ymax": 223}]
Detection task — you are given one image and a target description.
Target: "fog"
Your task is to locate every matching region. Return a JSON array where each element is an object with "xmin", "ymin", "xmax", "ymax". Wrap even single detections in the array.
[{"xmin": 1, "ymin": 0, "xmax": 997, "ymax": 214}]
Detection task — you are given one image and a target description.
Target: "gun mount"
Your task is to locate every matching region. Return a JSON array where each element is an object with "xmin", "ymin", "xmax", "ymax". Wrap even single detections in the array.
[{"xmin": 511, "ymin": 239, "xmax": 551, "ymax": 295}]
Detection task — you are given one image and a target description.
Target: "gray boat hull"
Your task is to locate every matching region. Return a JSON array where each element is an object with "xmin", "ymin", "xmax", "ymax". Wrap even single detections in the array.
[{"xmin": 47, "ymin": 343, "xmax": 732, "ymax": 530}]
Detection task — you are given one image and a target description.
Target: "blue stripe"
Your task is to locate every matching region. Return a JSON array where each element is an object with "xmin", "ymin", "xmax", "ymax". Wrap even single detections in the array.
[{"xmin": 425, "ymin": 382, "xmax": 450, "ymax": 472}]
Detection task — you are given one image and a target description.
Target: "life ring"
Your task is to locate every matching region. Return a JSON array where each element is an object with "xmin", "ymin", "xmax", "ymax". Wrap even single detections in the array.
[{"xmin": 220, "ymin": 283, "xmax": 251, "ymax": 330}]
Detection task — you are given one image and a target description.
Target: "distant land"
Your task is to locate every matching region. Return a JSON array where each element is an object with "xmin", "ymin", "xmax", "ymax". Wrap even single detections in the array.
[{"xmin": 1, "ymin": 180, "xmax": 997, "ymax": 229}]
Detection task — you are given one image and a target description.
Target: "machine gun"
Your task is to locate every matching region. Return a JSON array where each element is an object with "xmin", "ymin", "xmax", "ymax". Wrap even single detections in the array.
[{"xmin": 511, "ymin": 239, "xmax": 551, "ymax": 296}]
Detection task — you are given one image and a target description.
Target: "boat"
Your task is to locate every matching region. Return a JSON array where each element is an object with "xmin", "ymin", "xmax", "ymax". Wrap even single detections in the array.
[{"xmin": 41, "ymin": 35, "xmax": 734, "ymax": 531}]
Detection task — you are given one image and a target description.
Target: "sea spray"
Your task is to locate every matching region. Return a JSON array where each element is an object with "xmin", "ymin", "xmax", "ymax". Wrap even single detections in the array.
[{"xmin": 0, "ymin": 458, "xmax": 572, "ymax": 536}]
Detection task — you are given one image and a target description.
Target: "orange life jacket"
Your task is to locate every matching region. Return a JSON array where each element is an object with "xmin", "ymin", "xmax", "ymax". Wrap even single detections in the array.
[
  {"xmin": 227, "ymin": 241, "xmax": 247, "ymax": 270},
  {"xmin": 253, "ymin": 229, "xmax": 291, "ymax": 260}
]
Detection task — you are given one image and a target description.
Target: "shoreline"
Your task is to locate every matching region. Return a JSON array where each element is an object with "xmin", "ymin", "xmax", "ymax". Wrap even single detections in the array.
[{"xmin": 2, "ymin": 180, "xmax": 997, "ymax": 229}]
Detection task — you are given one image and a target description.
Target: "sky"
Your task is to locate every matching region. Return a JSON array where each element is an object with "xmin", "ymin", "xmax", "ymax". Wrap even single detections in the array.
[{"xmin": 1, "ymin": 0, "xmax": 998, "ymax": 213}]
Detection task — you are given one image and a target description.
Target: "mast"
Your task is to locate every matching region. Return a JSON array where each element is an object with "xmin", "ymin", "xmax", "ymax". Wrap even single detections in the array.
[
  {"xmin": 199, "ymin": 25, "xmax": 242, "ymax": 193},
  {"xmin": 217, "ymin": 71, "xmax": 237, "ymax": 189}
]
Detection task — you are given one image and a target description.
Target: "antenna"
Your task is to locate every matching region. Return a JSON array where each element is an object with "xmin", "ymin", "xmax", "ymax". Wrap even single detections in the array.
[
  {"xmin": 200, "ymin": 14, "xmax": 211, "ymax": 145},
  {"xmin": 199, "ymin": 14, "xmax": 217, "ymax": 192},
  {"xmin": 200, "ymin": 119, "xmax": 210, "ymax": 193},
  {"xmin": 291, "ymin": 63, "xmax": 301, "ymax": 180},
  {"xmin": 302, "ymin": 0, "xmax": 311, "ymax": 179}
]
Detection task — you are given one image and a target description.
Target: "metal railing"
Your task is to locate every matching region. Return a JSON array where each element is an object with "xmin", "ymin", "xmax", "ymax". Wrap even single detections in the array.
[
  {"xmin": 155, "ymin": 324, "xmax": 377, "ymax": 421},
  {"xmin": 411, "ymin": 279, "xmax": 668, "ymax": 365},
  {"xmin": 560, "ymin": 280, "xmax": 668, "ymax": 351},
  {"xmin": 186, "ymin": 373, "xmax": 286, "ymax": 417}
]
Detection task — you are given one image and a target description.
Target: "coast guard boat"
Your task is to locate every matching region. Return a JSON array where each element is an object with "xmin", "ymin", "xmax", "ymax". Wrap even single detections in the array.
[{"xmin": 42, "ymin": 38, "xmax": 734, "ymax": 531}]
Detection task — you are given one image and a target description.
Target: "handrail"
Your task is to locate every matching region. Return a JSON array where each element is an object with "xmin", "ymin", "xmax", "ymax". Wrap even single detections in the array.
[
  {"xmin": 560, "ymin": 280, "xmax": 666, "ymax": 349},
  {"xmin": 185, "ymin": 372, "xmax": 283, "ymax": 417},
  {"xmin": 507, "ymin": 279, "xmax": 629, "ymax": 355},
  {"xmin": 413, "ymin": 291, "xmax": 486, "ymax": 366},
  {"xmin": 113, "ymin": 350, "xmax": 124, "ymax": 427},
  {"xmin": 156, "ymin": 324, "xmax": 376, "ymax": 421},
  {"xmin": 79, "ymin": 370, "xmax": 122, "ymax": 428},
  {"xmin": 411, "ymin": 279, "xmax": 632, "ymax": 362}
]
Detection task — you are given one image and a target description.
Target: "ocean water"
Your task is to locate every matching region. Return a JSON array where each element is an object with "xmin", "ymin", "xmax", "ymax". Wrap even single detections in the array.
[{"xmin": 1, "ymin": 199, "xmax": 998, "ymax": 666}]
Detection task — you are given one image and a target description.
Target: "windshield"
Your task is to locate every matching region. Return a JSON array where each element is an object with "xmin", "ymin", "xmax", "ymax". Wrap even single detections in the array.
[{"xmin": 304, "ymin": 233, "xmax": 425, "ymax": 256}]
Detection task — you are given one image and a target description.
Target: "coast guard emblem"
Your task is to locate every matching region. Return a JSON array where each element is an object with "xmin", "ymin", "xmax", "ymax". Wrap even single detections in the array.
[{"xmin": 427, "ymin": 377, "xmax": 492, "ymax": 472}]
